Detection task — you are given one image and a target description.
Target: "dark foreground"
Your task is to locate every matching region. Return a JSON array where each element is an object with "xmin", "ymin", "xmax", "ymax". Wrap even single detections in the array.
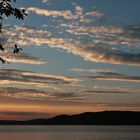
[{"xmin": 0, "ymin": 111, "xmax": 140, "ymax": 125}]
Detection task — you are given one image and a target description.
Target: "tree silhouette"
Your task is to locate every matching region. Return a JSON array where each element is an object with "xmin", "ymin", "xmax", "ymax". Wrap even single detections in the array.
[{"xmin": 0, "ymin": 0, "xmax": 27, "ymax": 63}]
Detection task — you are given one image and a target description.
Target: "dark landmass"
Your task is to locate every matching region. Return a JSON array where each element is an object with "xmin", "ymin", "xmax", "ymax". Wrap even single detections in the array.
[{"xmin": 0, "ymin": 111, "xmax": 140, "ymax": 125}]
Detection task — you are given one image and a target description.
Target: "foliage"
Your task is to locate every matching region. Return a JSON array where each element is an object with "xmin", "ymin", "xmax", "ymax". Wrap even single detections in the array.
[{"xmin": 0, "ymin": 0, "xmax": 27, "ymax": 63}]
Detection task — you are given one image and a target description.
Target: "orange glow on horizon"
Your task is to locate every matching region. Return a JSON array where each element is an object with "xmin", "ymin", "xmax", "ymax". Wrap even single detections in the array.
[{"xmin": 0, "ymin": 101, "xmax": 139, "ymax": 120}]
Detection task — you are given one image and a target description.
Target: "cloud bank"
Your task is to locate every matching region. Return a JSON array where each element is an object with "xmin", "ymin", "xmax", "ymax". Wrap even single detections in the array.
[{"xmin": 2, "ymin": 24, "xmax": 139, "ymax": 66}]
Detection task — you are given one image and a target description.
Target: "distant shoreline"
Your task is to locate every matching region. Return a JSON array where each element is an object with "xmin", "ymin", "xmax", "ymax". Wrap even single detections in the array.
[{"xmin": 0, "ymin": 111, "xmax": 140, "ymax": 125}]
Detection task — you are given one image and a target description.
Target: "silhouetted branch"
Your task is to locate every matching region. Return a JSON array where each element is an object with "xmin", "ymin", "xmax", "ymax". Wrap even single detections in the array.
[{"xmin": 0, "ymin": 0, "xmax": 27, "ymax": 64}]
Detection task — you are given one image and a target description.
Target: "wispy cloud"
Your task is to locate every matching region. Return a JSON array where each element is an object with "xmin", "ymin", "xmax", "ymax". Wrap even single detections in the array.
[
  {"xmin": 2, "ymin": 24, "xmax": 140, "ymax": 66},
  {"xmin": 82, "ymin": 87, "xmax": 140, "ymax": 94},
  {"xmin": 2, "ymin": 25, "xmax": 51, "ymax": 47},
  {"xmin": 27, "ymin": 7, "xmax": 79, "ymax": 19},
  {"xmin": 0, "ymin": 111, "xmax": 50, "ymax": 117},
  {"xmin": 0, "ymin": 25, "xmax": 50, "ymax": 64},
  {"xmin": 1, "ymin": 4, "xmax": 140, "ymax": 67},
  {"xmin": 0, "ymin": 69, "xmax": 79, "ymax": 88},
  {"xmin": 75, "ymin": 5, "xmax": 83, "ymax": 16},
  {"xmin": 0, "ymin": 111, "xmax": 51, "ymax": 120},
  {"xmin": 70, "ymin": 68, "xmax": 111, "ymax": 73},
  {"xmin": 42, "ymin": 0, "xmax": 49, "ymax": 4},
  {"xmin": 67, "ymin": 26, "xmax": 124, "ymax": 34},
  {"xmin": 70, "ymin": 68, "xmax": 140, "ymax": 82},
  {"xmin": 45, "ymin": 38, "xmax": 140, "ymax": 66},
  {"xmin": 84, "ymin": 72, "xmax": 140, "ymax": 82},
  {"xmin": 0, "ymin": 51, "xmax": 46, "ymax": 64},
  {"xmin": 0, "ymin": 86, "xmax": 85, "ymax": 102},
  {"xmin": 83, "ymin": 90, "xmax": 128, "ymax": 94},
  {"xmin": 26, "ymin": 5, "xmax": 102, "ymax": 22}
]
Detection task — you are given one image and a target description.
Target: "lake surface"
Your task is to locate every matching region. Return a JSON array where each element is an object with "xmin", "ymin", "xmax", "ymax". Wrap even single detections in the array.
[{"xmin": 0, "ymin": 125, "xmax": 139, "ymax": 140}]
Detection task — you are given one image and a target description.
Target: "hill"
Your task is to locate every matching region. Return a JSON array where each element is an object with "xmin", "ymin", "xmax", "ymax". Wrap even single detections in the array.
[{"xmin": 0, "ymin": 111, "xmax": 140, "ymax": 125}]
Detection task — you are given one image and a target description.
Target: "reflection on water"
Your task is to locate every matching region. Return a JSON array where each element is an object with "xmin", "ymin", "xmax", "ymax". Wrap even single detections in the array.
[{"xmin": 0, "ymin": 126, "xmax": 139, "ymax": 140}]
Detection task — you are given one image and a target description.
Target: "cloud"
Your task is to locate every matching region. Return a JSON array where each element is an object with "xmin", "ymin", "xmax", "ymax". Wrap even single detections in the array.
[
  {"xmin": 1, "ymin": 3, "xmax": 139, "ymax": 67},
  {"xmin": 1, "ymin": 23, "xmax": 140, "ymax": 66},
  {"xmin": 82, "ymin": 87, "xmax": 140, "ymax": 94},
  {"xmin": 47, "ymin": 27, "xmax": 138, "ymax": 67},
  {"xmin": 83, "ymin": 90, "xmax": 128, "ymax": 94},
  {"xmin": 70, "ymin": 68, "xmax": 140, "ymax": 82},
  {"xmin": 0, "ymin": 25, "xmax": 51, "ymax": 64},
  {"xmin": 75, "ymin": 5, "xmax": 83, "ymax": 16},
  {"xmin": 0, "ymin": 86, "xmax": 84, "ymax": 102},
  {"xmin": 1, "ymin": 86, "xmax": 139, "ymax": 112},
  {"xmin": 101, "ymin": 103, "xmax": 140, "ymax": 111},
  {"xmin": 26, "ymin": 5, "xmax": 102, "ymax": 22},
  {"xmin": 0, "ymin": 51, "xmax": 46, "ymax": 64},
  {"xmin": 0, "ymin": 111, "xmax": 49, "ymax": 116},
  {"xmin": 2, "ymin": 25, "xmax": 51, "ymax": 48},
  {"xmin": 27, "ymin": 7, "xmax": 79, "ymax": 19},
  {"xmin": 0, "ymin": 111, "xmax": 51, "ymax": 120},
  {"xmin": 66, "ymin": 26, "xmax": 124, "ymax": 34},
  {"xmin": 0, "ymin": 69, "xmax": 79, "ymax": 88},
  {"xmin": 45, "ymin": 37, "xmax": 140, "ymax": 66},
  {"xmin": 85, "ymin": 11, "xmax": 103, "ymax": 17},
  {"xmin": 63, "ymin": 24, "xmax": 140, "ymax": 66},
  {"xmin": 85, "ymin": 72, "xmax": 140, "ymax": 82},
  {"xmin": 70, "ymin": 68, "xmax": 111, "ymax": 73},
  {"xmin": 9, "ymin": 25, "xmax": 139, "ymax": 66},
  {"xmin": 0, "ymin": 87, "xmax": 55, "ymax": 100},
  {"xmin": 42, "ymin": 0, "xmax": 49, "ymax": 4},
  {"xmin": 78, "ymin": 83, "xmax": 140, "ymax": 95},
  {"xmin": 66, "ymin": 25, "xmax": 140, "ymax": 48},
  {"xmin": 124, "ymin": 24, "xmax": 140, "ymax": 39}
]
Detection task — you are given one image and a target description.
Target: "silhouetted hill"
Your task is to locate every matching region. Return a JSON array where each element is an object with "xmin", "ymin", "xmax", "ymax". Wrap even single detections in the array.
[{"xmin": 0, "ymin": 111, "xmax": 140, "ymax": 125}]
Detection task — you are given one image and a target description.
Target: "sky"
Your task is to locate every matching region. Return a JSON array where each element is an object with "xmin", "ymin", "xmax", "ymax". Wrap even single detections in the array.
[{"xmin": 0, "ymin": 0, "xmax": 140, "ymax": 120}]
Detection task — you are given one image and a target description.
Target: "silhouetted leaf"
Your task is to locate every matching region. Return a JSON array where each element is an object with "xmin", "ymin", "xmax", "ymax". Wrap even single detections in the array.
[{"xmin": 0, "ymin": 0, "xmax": 27, "ymax": 64}]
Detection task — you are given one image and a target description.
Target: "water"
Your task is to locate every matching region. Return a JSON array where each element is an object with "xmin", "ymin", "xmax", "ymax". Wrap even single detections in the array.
[{"xmin": 0, "ymin": 125, "xmax": 139, "ymax": 140}]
